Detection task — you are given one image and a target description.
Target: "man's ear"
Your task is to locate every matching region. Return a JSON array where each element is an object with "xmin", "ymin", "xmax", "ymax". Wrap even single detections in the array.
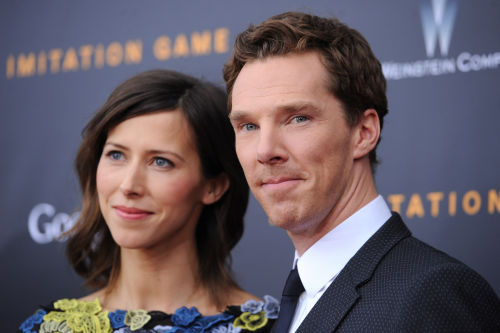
[
  {"xmin": 352, "ymin": 109, "xmax": 380, "ymax": 160},
  {"xmin": 202, "ymin": 173, "xmax": 230, "ymax": 205}
]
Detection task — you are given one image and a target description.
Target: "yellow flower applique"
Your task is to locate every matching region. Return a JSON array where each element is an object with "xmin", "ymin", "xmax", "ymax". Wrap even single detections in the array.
[
  {"xmin": 43, "ymin": 298, "xmax": 111, "ymax": 333},
  {"xmin": 233, "ymin": 311, "xmax": 268, "ymax": 331},
  {"xmin": 124, "ymin": 310, "xmax": 151, "ymax": 330},
  {"xmin": 39, "ymin": 320, "xmax": 71, "ymax": 333}
]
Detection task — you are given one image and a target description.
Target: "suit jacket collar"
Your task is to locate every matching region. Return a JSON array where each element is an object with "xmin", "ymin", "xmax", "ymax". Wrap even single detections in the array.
[{"xmin": 296, "ymin": 213, "xmax": 410, "ymax": 332}]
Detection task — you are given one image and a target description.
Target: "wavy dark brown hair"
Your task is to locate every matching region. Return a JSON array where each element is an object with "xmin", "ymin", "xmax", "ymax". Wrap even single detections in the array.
[
  {"xmin": 223, "ymin": 11, "xmax": 388, "ymax": 172},
  {"xmin": 67, "ymin": 69, "xmax": 249, "ymax": 308}
]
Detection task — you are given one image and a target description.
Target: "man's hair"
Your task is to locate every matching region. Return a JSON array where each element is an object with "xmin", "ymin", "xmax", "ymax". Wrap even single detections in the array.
[
  {"xmin": 223, "ymin": 11, "xmax": 388, "ymax": 171},
  {"xmin": 68, "ymin": 69, "xmax": 248, "ymax": 308}
]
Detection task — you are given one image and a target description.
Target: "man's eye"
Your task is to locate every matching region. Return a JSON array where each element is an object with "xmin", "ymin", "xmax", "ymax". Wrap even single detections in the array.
[
  {"xmin": 154, "ymin": 157, "xmax": 173, "ymax": 168},
  {"xmin": 243, "ymin": 123, "xmax": 258, "ymax": 131},
  {"xmin": 292, "ymin": 115, "xmax": 309, "ymax": 123}
]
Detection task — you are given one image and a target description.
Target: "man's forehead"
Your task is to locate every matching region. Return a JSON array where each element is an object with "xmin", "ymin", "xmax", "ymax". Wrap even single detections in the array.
[{"xmin": 231, "ymin": 64, "xmax": 331, "ymax": 116}]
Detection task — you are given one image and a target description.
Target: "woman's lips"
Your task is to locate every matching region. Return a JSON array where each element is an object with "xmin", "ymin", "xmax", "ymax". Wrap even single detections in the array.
[{"xmin": 114, "ymin": 206, "xmax": 153, "ymax": 220}]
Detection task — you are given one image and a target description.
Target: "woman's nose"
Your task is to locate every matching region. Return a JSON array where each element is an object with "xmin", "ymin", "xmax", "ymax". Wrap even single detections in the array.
[{"xmin": 119, "ymin": 163, "xmax": 146, "ymax": 197}]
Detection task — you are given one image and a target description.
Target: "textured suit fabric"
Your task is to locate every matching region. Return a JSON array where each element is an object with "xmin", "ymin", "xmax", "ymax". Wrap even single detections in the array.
[{"xmin": 293, "ymin": 213, "xmax": 500, "ymax": 333}]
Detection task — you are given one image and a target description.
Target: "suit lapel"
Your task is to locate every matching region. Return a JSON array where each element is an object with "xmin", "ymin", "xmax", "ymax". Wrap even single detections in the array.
[
  {"xmin": 296, "ymin": 267, "xmax": 359, "ymax": 332},
  {"xmin": 296, "ymin": 213, "xmax": 410, "ymax": 332}
]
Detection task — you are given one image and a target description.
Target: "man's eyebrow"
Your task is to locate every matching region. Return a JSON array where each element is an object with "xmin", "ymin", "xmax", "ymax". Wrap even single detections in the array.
[
  {"xmin": 229, "ymin": 102, "xmax": 320, "ymax": 123},
  {"xmin": 277, "ymin": 101, "xmax": 321, "ymax": 113},
  {"xmin": 228, "ymin": 110, "xmax": 248, "ymax": 122}
]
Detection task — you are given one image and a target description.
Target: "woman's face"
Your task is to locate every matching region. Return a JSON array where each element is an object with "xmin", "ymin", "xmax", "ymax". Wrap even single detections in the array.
[{"xmin": 96, "ymin": 110, "xmax": 213, "ymax": 251}]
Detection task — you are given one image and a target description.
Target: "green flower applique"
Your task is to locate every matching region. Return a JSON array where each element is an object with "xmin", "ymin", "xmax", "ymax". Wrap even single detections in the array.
[
  {"xmin": 124, "ymin": 310, "xmax": 151, "ymax": 330},
  {"xmin": 233, "ymin": 311, "xmax": 268, "ymax": 331},
  {"xmin": 43, "ymin": 298, "xmax": 111, "ymax": 333}
]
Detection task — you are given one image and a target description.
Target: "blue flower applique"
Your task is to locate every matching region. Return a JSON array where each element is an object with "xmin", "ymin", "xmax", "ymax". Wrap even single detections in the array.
[
  {"xmin": 153, "ymin": 325, "xmax": 173, "ymax": 332},
  {"xmin": 113, "ymin": 327, "xmax": 156, "ymax": 333},
  {"xmin": 191, "ymin": 312, "xmax": 233, "ymax": 331},
  {"xmin": 109, "ymin": 309, "xmax": 128, "ymax": 329},
  {"xmin": 211, "ymin": 323, "xmax": 242, "ymax": 333},
  {"xmin": 167, "ymin": 311, "xmax": 233, "ymax": 333},
  {"xmin": 263, "ymin": 295, "xmax": 279, "ymax": 319},
  {"xmin": 171, "ymin": 307, "xmax": 201, "ymax": 326},
  {"xmin": 19, "ymin": 309, "xmax": 46, "ymax": 333},
  {"xmin": 240, "ymin": 299, "xmax": 264, "ymax": 314}
]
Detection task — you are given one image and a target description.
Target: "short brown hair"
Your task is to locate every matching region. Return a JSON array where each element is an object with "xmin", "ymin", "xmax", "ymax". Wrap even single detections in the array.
[
  {"xmin": 68, "ymin": 69, "xmax": 248, "ymax": 308},
  {"xmin": 223, "ymin": 11, "xmax": 388, "ymax": 171}
]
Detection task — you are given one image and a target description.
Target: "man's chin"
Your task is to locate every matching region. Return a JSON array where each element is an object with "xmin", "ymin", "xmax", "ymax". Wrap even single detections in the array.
[{"xmin": 266, "ymin": 214, "xmax": 298, "ymax": 230}]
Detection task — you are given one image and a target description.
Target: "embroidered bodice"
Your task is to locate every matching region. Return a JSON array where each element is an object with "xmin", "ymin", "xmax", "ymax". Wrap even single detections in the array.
[{"xmin": 19, "ymin": 296, "xmax": 278, "ymax": 333}]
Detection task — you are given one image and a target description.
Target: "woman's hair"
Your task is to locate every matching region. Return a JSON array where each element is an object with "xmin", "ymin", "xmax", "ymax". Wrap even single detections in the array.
[{"xmin": 67, "ymin": 69, "xmax": 249, "ymax": 307}]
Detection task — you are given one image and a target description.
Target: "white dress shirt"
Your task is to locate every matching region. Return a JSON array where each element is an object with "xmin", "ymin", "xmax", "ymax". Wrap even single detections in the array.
[{"xmin": 288, "ymin": 195, "xmax": 392, "ymax": 332}]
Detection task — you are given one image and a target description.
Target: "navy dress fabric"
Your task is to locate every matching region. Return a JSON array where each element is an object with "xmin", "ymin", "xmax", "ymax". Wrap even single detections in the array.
[{"xmin": 19, "ymin": 295, "xmax": 279, "ymax": 333}]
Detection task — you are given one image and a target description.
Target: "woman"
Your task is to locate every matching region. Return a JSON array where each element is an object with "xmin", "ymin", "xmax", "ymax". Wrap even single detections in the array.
[{"xmin": 19, "ymin": 69, "xmax": 278, "ymax": 333}]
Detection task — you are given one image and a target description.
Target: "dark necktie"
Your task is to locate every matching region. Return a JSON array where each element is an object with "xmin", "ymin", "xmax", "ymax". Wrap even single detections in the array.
[{"xmin": 273, "ymin": 268, "xmax": 305, "ymax": 333}]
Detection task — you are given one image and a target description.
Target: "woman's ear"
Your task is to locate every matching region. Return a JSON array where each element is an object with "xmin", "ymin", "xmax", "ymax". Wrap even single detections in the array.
[
  {"xmin": 352, "ymin": 109, "xmax": 380, "ymax": 160},
  {"xmin": 202, "ymin": 173, "xmax": 230, "ymax": 205}
]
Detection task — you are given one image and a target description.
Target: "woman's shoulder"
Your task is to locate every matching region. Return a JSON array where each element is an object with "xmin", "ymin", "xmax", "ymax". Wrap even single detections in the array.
[
  {"xmin": 18, "ymin": 298, "xmax": 109, "ymax": 333},
  {"xmin": 18, "ymin": 295, "xmax": 279, "ymax": 333},
  {"xmin": 223, "ymin": 294, "xmax": 280, "ymax": 332},
  {"xmin": 163, "ymin": 295, "xmax": 279, "ymax": 333}
]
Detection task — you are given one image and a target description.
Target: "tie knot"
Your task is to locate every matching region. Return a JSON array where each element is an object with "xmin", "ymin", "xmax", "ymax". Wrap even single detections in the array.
[{"xmin": 283, "ymin": 268, "xmax": 305, "ymax": 297}]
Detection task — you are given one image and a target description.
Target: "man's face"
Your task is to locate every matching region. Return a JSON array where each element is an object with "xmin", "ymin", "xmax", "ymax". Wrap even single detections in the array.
[{"xmin": 230, "ymin": 52, "xmax": 357, "ymax": 236}]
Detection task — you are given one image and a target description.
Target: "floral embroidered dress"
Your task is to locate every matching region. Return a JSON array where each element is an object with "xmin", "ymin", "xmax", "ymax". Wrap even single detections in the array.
[{"xmin": 19, "ymin": 295, "xmax": 278, "ymax": 333}]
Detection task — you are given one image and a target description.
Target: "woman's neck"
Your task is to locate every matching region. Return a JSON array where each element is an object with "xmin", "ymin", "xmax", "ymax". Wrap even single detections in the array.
[{"xmin": 98, "ymin": 239, "xmax": 219, "ymax": 315}]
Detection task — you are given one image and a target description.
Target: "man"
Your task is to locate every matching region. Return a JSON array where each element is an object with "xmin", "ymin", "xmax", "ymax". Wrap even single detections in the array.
[{"xmin": 223, "ymin": 12, "xmax": 500, "ymax": 332}]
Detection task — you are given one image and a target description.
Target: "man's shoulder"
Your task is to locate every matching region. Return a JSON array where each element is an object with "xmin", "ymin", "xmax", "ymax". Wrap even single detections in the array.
[
  {"xmin": 380, "ymin": 228, "xmax": 478, "ymax": 279},
  {"xmin": 373, "ymin": 230, "xmax": 499, "ymax": 303}
]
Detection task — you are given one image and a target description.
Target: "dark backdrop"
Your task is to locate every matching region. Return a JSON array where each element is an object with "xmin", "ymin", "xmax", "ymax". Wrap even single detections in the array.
[{"xmin": 1, "ymin": 0, "xmax": 499, "ymax": 329}]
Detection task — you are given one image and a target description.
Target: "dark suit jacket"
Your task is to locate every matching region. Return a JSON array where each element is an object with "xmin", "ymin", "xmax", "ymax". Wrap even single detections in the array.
[{"xmin": 292, "ymin": 213, "xmax": 500, "ymax": 332}]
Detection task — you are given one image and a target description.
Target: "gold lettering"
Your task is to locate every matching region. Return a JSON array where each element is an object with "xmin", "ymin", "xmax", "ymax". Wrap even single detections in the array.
[
  {"xmin": 387, "ymin": 194, "xmax": 405, "ymax": 213},
  {"xmin": 62, "ymin": 47, "xmax": 79, "ymax": 72},
  {"xmin": 125, "ymin": 40, "xmax": 142, "ymax": 64},
  {"xmin": 49, "ymin": 49, "xmax": 63, "ymax": 73},
  {"xmin": 106, "ymin": 42, "xmax": 123, "ymax": 67},
  {"xmin": 79, "ymin": 45, "xmax": 93, "ymax": 70},
  {"xmin": 426, "ymin": 192, "xmax": 444, "ymax": 217},
  {"xmin": 214, "ymin": 27, "xmax": 229, "ymax": 53},
  {"xmin": 448, "ymin": 191, "xmax": 457, "ymax": 216},
  {"xmin": 406, "ymin": 193, "xmax": 424, "ymax": 218},
  {"xmin": 17, "ymin": 53, "xmax": 36, "ymax": 77},
  {"xmin": 191, "ymin": 31, "xmax": 211, "ymax": 55},
  {"xmin": 153, "ymin": 36, "xmax": 172, "ymax": 60},
  {"xmin": 488, "ymin": 189, "xmax": 500, "ymax": 214},
  {"xmin": 37, "ymin": 51, "xmax": 47, "ymax": 75},
  {"xmin": 173, "ymin": 34, "xmax": 189, "ymax": 57},
  {"xmin": 95, "ymin": 44, "xmax": 105, "ymax": 68},
  {"xmin": 462, "ymin": 190, "xmax": 481, "ymax": 215},
  {"xmin": 6, "ymin": 54, "xmax": 15, "ymax": 79}
]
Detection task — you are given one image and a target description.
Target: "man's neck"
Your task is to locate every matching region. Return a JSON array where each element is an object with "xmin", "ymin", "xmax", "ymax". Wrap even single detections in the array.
[{"xmin": 289, "ymin": 163, "xmax": 378, "ymax": 256}]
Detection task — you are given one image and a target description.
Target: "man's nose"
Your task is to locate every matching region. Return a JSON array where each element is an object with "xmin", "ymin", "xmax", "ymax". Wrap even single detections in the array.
[{"xmin": 256, "ymin": 126, "xmax": 288, "ymax": 165}]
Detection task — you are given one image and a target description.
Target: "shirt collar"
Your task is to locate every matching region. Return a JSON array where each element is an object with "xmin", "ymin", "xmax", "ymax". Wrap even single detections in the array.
[{"xmin": 294, "ymin": 195, "xmax": 391, "ymax": 297}]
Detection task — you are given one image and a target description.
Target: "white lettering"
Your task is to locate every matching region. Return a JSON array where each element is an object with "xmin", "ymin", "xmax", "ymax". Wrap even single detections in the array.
[
  {"xmin": 28, "ymin": 203, "xmax": 79, "ymax": 244},
  {"xmin": 457, "ymin": 51, "xmax": 500, "ymax": 72},
  {"xmin": 383, "ymin": 58, "xmax": 455, "ymax": 80}
]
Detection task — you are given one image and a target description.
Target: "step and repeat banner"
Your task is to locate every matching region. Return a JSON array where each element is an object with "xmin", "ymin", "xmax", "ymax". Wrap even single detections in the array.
[{"xmin": 1, "ymin": 0, "xmax": 499, "ymax": 329}]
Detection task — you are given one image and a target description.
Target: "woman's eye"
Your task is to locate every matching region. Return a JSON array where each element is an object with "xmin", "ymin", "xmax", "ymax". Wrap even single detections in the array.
[
  {"xmin": 108, "ymin": 151, "xmax": 123, "ymax": 160},
  {"xmin": 154, "ymin": 157, "xmax": 173, "ymax": 168}
]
